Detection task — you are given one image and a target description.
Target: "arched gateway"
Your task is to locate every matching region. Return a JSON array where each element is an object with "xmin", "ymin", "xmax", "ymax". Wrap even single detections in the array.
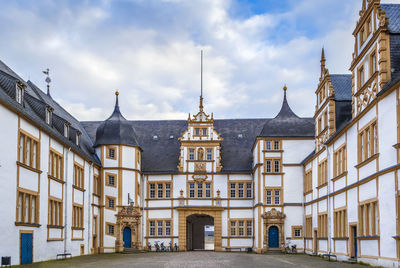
[{"xmin": 177, "ymin": 208, "xmax": 223, "ymax": 251}]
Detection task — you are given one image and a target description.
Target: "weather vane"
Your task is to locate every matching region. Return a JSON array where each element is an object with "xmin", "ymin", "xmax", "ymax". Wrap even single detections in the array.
[{"xmin": 42, "ymin": 68, "xmax": 51, "ymax": 96}]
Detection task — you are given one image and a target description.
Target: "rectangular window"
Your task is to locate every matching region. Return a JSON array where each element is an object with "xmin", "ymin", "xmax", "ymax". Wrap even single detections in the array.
[
  {"xmin": 165, "ymin": 183, "xmax": 171, "ymax": 198},
  {"xmin": 230, "ymin": 183, "xmax": 236, "ymax": 198},
  {"xmin": 274, "ymin": 190, "xmax": 280, "ymax": 204},
  {"xmin": 367, "ymin": 18, "xmax": 372, "ymax": 35},
  {"xmin": 358, "ymin": 120, "xmax": 378, "ymax": 162},
  {"xmin": 266, "ymin": 190, "xmax": 272, "ymax": 204},
  {"xmin": 266, "ymin": 141, "xmax": 271, "ymax": 150},
  {"xmin": 148, "ymin": 220, "xmax": 171, "ymax": 237},
  {"xmin": 107, "ymin": 223, "xmax": 115, "ymax": 236},
  {"xmin": 206, "ymin": 149, "xmax": 212, "ymax": 160},
  {"xmin": 16, "ymin": 84, "xmax": 23, "ymax": 104},
  {"xmin": 205, "ymin": 183, "xmax": 211, "ymax": 198},
  {"xmin": 246, "ymin": 183, "xmax": 252, "ymax": 198},
  {"xmin": 265, "ymin": 189, "xmax": 281, "ymax": 205},
  {"xmin": 202, "ymin": 128, "xmax": 207, "ymax": 136},
  {"xmin": 318, "ymin": 213, "xmax": 328, "ymax": 237},
  {"xmin": 107, "ymin": 174, "xmax": 115, "ymax": 187},
  {"xmin": 48, "ymin": 198, "xmax": 63, "ymax": 226},
  {"xmin": 370, "ymin": 52, "xmax": 377, "ymax": 75},
  {"xmin": 359, "ymin": 200, "xmax": 378, "ymax": 236},
  {"xmin": 238, "ymin": 183, "xmax": 244, "ymax": 198},
  {"xmin": 93, "ymin": 175, "xmax": 100, "ymax": 196},
  {"xmin": 195, "ymin": 128, "xmax": 200, "ymax": 136},
  {"xmin": 360, "ymin": 28, "xmax": 365, "ymax": 45},
  {"xmin": 73, "ymin": 163, "xmax": 84, "ymax": 189},
  {"xmin": 333, "ymin": 146, "xmax": 347, "ymax": 177},
  {"xmin": 72, "ymin": 205, "xmax": 83, "ymax": 228},
  {"xmin": 157, "ymin": 183, "xmax": 163, "ymax": 198},
  {"xmin": 106, "ymin": 196, "xmax": 116, "ymax": 210},
  {"xmin": 358, "ymin": 65, "xmax": 365, "ymax": 89},
  {"xmin": 18, "ymin": 131, "xmax": 40, "ymax": 169},
  {"xmin": 49, "ymin": 150, "xmax": 63, "ymax": 180},
  {"xmin": 304, "ymin": 169, "xmax": 312, "ymax": 193},
  {"xmin": 318, "ymin": 159, "xmax": 328, "ymax": 186},
  {"xmin": 106, "ymin": 146, "xmax": 117, "ymax": 160},
  {"xmin": 266, "ymin": 160, "xmax": 272, "ymax": 173},
  {"xmin": 230, "ymin": 221, "xmax": 236, "ymax": 236},
  {"xmin": 274, "ymin": 160, "xmax": 280, "ymax": 173},
  {"xmin": 189, "ymin": 183, "xmax": 195, "ymax": 198},
  {"xmin": 149, "ymin": 183, "xmax": 155, "ymax": 199},
  {"xmin": 334, "ymin": 208, "xmax": 347, "ymax": 237},
  {"xmin": 149, "ymin": 221, "xmax": 155, "ymax": 236},
  {"xmin": 197, "ymin": 183, "xmax": 203, "ymax": 198},
  {"xmin": 246, "ymin": 221, "xmax": 252, "ymax": 236},
  {"xmin": 274, "ymin": 141, "xmax": 280, "ymax": 150},
  {"xmin": 165, "ymin": 221, "xmax": 171, "ymax": 236},
  {"xmin": 148, "ymin": 182, "xmax": 172, "ymax": 199},
  {"xmin": 157, "ymin": 221, "xmax": 163, "ymax": 236},
  {"xmin": 189, "ymin": 149, "xmax": 195, "ymax": 160},
  {"xmin": 294, "ymin": 228, "xmax": 301, "ymax": 238},
  {"xmin": 230, "ymin": 220, "xmax": 252, "ymax": 237},
  {"xmin": 238, "ymin": 221, "xmax": 244, "ymax": 236},
  {"xmin": 16, "ymin": 191, "xmax": 38, "ymax": 224}
]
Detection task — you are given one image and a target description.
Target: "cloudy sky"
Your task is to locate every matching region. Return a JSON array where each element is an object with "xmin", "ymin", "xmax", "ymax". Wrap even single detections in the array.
[{"xmin": 0, "ymin": 0, "xmax": 397, "ymax": 121}]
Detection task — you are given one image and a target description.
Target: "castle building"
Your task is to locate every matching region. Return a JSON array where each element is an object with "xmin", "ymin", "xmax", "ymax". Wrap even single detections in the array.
[{"xmin": 0, "ymin": 0, "xmax": 399, "ymax": 266}]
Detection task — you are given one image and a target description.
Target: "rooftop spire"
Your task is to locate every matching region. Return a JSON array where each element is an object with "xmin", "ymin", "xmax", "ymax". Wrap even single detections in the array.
[
  {"xmin": 115, "ymin": 90, "xmax": 119, "ymax": 107},
  {"xmin": 42, "ymin": 68, "xmax": 51, "ymax": 97},
  {"xmin": 320, "ymin": 47, "xmax": 326, "ymax": 77},
  {"xmin": 199, "ymin": 50, "xmax": 204, "ymax": 112}
]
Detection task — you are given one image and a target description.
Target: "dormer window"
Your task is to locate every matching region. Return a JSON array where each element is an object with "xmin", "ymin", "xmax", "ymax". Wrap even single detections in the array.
[
  {"xmin": 189, "ymin": 149, "xmax": 195, "ymax": 160},
  {"xmin": 202, "ymin": 128, "xmax": 207, "ymax": 136},
  {"xmin": 45, "ymin": 107, "xmax": 53, "ymax": 125},
  {"xmin": 367, "ymin": 17, "xmax": 372, "ymax": 36},
  {"xmin": 76, "ymin": 131, "xmax": 81, "ymax": 146},
  {"xmin": 64, "ymin": 122, "xmax": 70, "ymax": 138},
  {"xmin": 195, "ymin": 128, "xmax": 200, "ymax": 136},
  {"xmin": 16, "ymin": 83, "xmax": 24, "ymax": 104}
]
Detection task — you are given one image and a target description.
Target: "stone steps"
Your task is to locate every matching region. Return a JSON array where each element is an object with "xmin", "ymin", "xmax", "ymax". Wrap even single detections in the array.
[{"xmin": 122, "ymin": 248, "xmax": 146, "ymax": 254}]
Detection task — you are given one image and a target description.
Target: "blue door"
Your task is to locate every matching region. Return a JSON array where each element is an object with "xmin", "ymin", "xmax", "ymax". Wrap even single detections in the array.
[
  {"xmin": 268, "ymin": 226, "xmax": 279, "ymax": 248},
  {"xmin": 354, "ymin": 227, "xmax": 357, "ymax": 258},
  {"xmin": 20, "ymin": 233, "xmax": 33, "ymax": 264},
  {"xmin": 123, "ymin": 227, "xmax": 131, "ymax": 248}
]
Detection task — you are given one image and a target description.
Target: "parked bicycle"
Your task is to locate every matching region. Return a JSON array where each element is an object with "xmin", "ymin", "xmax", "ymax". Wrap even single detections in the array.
[
  {"xmin": 147, "ymin": 242, "xmax": 152, "ymax": 251},
  {"xmin": 160, "ymin": 242, "xmax": 166, "ymax": 252},
  {"xmin": 169, "ymin": 241, "xmax": 173, "ymax": 252},
  {"xmin": 285, "ymin": 241, "xmax": 297, "ymax": 253},
  {"xmin": 155, "ymin": 241, "xmax": 160, "ymax": 252}
]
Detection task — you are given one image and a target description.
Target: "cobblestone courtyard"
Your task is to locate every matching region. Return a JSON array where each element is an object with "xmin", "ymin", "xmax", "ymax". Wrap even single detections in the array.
[{"xmin": 17, "ymin": 252, "xmax": 368, "ymax": 268}]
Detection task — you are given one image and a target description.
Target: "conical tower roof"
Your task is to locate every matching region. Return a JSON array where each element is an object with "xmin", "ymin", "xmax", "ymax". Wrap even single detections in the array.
[
  {"xmin": 94, "ymin": 92, "xmax": 140, "ymax": 148},
  {"xmin": 258, "ymin": 86, "xmax": 314, "ymax": 138}
]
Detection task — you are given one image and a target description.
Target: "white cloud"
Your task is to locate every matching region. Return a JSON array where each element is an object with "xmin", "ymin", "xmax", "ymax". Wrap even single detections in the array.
[{"xmin": 0, "ymin": 0, "xmax": 361, "ymax": 121}]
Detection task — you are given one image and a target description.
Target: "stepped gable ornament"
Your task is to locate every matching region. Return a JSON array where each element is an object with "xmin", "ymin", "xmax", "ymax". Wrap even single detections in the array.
[{"xmin": 262, "ymin": 208, "xmax": 286, "ymax": 220}]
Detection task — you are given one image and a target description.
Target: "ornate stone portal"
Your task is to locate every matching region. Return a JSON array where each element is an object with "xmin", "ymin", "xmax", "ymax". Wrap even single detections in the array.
[
  {"xmin": 262, "ymin": 208, "xmax": 286, "ymax": 252},
  {"xmin": 115, "ymin": 205, "xmax": 142, "ymax": 252}
]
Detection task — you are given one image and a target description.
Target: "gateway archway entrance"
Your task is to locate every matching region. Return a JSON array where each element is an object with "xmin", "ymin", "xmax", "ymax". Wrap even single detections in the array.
[
  {"xmin": 186, "ymin": 214, "xmax": 214, "ymax": 251},
  {"xmin": 177, "ymin": 208, "xmax": 223, "ymax": 251}
]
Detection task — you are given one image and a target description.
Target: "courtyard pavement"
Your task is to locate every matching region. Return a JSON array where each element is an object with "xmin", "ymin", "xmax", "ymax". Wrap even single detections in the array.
[{"xmin": 17, "ymin": 252, "xmax": 369, "ymax": 268}]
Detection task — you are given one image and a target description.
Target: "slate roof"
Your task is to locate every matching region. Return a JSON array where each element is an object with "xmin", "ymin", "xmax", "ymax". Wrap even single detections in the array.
[
  {"xmin": 82, "ymin": 118, "xmax": 268, "ymax": 173},
  {"xmin": 257, "ymin": 90, "xmax": 314, "ymax": 138},
  {"xmin": 381, "ymin": 4, "xmax": 400, "ymax": 34},
  {"xmin": 94, "ymin": 94, "xmax": 140, "ymax": 148},
  {"xmin": 331, "ymin": 75, "xmax": 352, "ymax": 101},
  {"xmin": 0, "ymin": 60, "xmax": 98, "ymax": 164}
]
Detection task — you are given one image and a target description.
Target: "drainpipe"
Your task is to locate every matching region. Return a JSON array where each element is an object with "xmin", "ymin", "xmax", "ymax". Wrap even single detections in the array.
[
  {"xmin": 87, "ymin": 163, "xmax": 93, "ymax": 254},
  {"xmin": 302, "ymin": 165, "xmax": 305, "ymax": 254},
  {"xmin": 324, "ymin": 144, "xmax": 332, "ymax": 257},
  {"xmin": 141, "ymin": 174, "xmax": 145, "ymax": 247},
  {"xmin": 64, "ymin": 147, "xmax": 72, "ymax": 254}
]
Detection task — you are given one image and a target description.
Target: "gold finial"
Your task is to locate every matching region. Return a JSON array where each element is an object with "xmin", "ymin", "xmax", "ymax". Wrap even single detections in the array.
[
  {"xmin": 283, "ymin": 85, "xmax": 287, "ymax": 91},
  {"xmin": 115, "ymin": 90, "xmax": 119, "ymax": 96}
]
